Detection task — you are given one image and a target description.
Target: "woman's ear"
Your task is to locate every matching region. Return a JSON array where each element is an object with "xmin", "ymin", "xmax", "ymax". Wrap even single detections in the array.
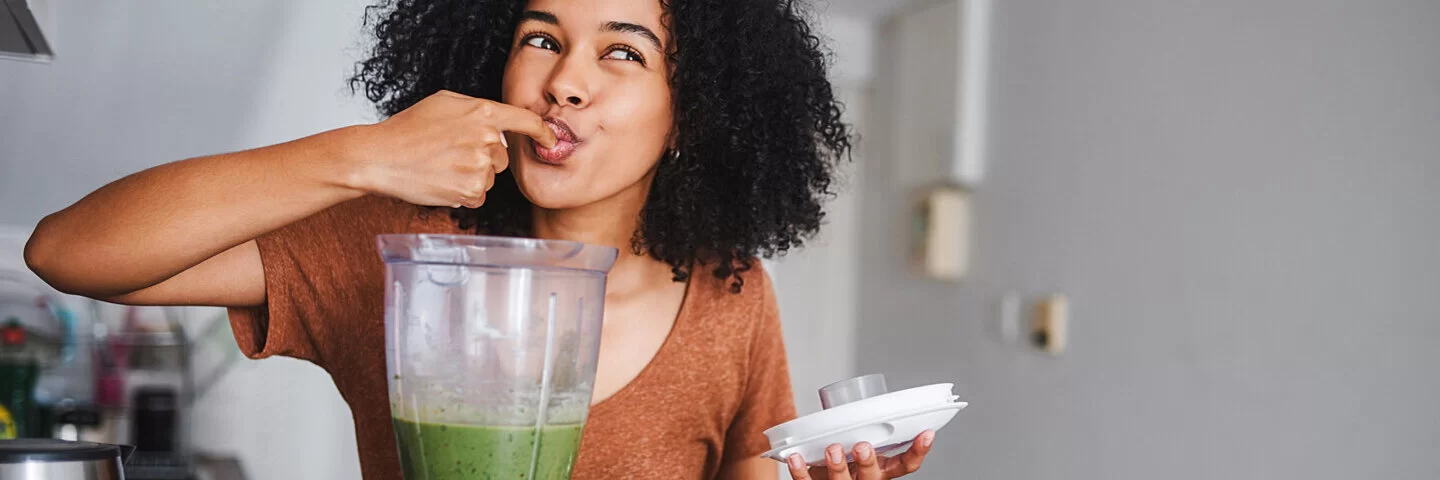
[
  {"xmin": 665, "ymin": 125, "xmax": 680, "ymax": 151},
  {"xmin": 663, "ymin": 127, "xmax": 680, "ymax": 158}
]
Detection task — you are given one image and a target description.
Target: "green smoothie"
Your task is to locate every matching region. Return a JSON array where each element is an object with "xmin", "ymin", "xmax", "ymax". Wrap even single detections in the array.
[{"xmin": 392, "ymin": 418, "xmax": 586, "ymax": 480}]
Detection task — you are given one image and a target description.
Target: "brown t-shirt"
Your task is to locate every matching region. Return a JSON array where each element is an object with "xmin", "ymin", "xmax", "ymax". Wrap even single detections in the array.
[{"xmin": 227, "ymin": 196, "xmax": 796, "ymax": 479}]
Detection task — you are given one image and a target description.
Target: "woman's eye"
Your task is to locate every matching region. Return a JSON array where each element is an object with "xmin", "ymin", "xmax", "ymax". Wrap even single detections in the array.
[
  {"xmin": 524, "ymin": 35, "xmax": 559, "ymax": 52},
  {"xmin": 604, "ymin": 48, "xmax": 644, "ymax": 63}
]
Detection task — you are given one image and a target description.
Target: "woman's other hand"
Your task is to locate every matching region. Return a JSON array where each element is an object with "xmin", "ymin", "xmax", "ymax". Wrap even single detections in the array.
[
  {"xmin": 785, "ymin": 430, "xmax": 935, "ymax": 480},
  {"xmin": 340, "ymin": 90, "xmax": 557, "ymax": 208}
]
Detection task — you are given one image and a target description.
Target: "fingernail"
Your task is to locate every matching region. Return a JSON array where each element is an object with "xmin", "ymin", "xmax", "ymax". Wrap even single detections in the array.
[
  {"xmin": 827, "ymin": 445, "xmax": 844, "ymax": 464},
  {"xmin": 922, "ymin": 430, "xmax": 935, "ymax": 448},
  {"xmin": 856, "ymin": 443, "xmax": 872, "ymax": 461},
  {"xmin": 500, "ymin": 132, "xmax": 509, "ymax": 148},
  {"xmin": 788, "ymin": 454, "xmax": 804, "ymax": 470}
]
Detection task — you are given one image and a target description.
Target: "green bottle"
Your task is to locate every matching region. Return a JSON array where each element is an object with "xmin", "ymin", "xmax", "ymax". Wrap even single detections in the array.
[{"xmin": 0, "ymin": 318, "xmax": 39, "ymax": 439}]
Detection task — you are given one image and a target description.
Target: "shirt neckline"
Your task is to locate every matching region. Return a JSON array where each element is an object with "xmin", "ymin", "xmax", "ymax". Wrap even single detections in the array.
[{"xmin": 588, "ymin": 270, "xmax": 699, "ymax": 414}]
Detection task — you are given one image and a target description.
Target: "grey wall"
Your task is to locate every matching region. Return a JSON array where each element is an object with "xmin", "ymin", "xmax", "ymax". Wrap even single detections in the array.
[
  {"xmin": 771, "ymin": 12, "xmax": 874, "ymax": 416},
  {"xmin": 860, "ymin": 1, "xmax": 1440, "ymax": 479},
  {"xmin": 5, "ymin": 1, "xmax": 300, "ymax": 224},
  {"xmin": 1, "ymin": 1, "xmax": 377, "ymax": 478}
]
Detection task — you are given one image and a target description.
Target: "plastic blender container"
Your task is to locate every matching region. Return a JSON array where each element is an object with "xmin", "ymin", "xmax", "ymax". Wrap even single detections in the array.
[{"xmin": 379, "ymin": 234, "xmax": 617, "ymax": 480}]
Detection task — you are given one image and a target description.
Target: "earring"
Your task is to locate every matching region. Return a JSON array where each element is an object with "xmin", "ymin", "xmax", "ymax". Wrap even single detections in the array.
[{"xmin": 670, "ymin": 148, "xmax": 681, "ymax": 161}]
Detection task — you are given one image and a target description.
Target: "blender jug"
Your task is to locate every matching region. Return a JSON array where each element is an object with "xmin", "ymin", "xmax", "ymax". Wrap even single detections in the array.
[{"xmin": 379, "ymin": 234, "xmax": 617, "ymax": 480}]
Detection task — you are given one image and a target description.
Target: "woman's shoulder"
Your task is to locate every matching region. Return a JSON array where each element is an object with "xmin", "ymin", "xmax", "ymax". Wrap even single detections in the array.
[
  {"xmin": 684, "ymin": 261, "xmax": 779, "ymax": 334},
  {"xmin": 689, "ymin": 261, "xmax": 775, "ymax": 301}
]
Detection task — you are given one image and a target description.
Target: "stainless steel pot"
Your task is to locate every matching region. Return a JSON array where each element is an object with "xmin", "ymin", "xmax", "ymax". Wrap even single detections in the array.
[{"xmin": 0, "ymin": 439, "xmax": 133, "ymax": 480}]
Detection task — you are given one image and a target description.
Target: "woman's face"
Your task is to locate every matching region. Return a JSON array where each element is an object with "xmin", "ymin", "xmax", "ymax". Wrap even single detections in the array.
[{"xmin": 502, "ymin": 0, "xmax": 674, "ymax": 210}]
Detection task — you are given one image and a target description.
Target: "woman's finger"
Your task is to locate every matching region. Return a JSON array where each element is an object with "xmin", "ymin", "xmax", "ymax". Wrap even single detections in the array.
[
  {"xmin": 482, "ymin": 146, "xmax": 505, "ymax": 185},
  {"xmin": 460, "ymin": 191, "xmax": 484, "ymax": 209},
  {"xmin": 476, "ymin": 127, "xmax": 505, "ymax": 147},
  {"xmin": 485, "ymin": 136, "xmax": 511, "ymax": 174},
  {"xmin": 824, "ymin": 444, "xmax": 853, "ymax": 480},
  {"xmin": 470, "ymin": 134, "xmax": 508, "ymax": 175},
  {"xmin": 884, "ymin": 430, "xmax": 935, "ymax": 477},
  {"xmin": 786, "ymin": 454, "xmax": 813, "ymax": 480},
  {"xmin": 473, "ymin": 100, "xmax": 557, "ymax": 148},
  {"xmin": 852, "ymin": 442, "xmax": 883, "ymax": 480}
]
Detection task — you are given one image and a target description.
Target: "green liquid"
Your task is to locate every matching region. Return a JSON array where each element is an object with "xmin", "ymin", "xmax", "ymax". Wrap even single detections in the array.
[{"xmin": 392, "ymin": 418, "xmax": 585, "ymax": 480}]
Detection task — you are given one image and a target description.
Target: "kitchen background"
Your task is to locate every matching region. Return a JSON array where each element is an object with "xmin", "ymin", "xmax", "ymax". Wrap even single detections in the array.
[{"xmin": 2, "ymin": 0, "xmax": 1438, "ymax": 479}]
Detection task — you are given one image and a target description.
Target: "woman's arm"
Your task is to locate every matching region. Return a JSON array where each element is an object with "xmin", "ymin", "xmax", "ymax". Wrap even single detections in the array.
[
  {"xmin": 26, "ymin": 131, "xmax": 361, "ymax": 302},
  {"xmin": 25, "ymin": 90, "xmax": 555, "ymax": 305}
]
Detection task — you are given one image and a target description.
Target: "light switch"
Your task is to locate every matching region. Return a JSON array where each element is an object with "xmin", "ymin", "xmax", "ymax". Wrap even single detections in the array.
[
  {"xmin": 1031, "ymin": 294, "xmax": 1068, "ymax": 355},
  {"xmin": 911, "ymin": 186, "xmax": 971, "ymax": 281}
]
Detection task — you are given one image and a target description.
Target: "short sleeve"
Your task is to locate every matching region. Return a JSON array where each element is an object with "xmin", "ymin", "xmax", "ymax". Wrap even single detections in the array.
[
  {"xmin": 226, "ymin": 196, "xmax": 421, "ymax": 368},
  {"xmin": 722, "ymin": 270, "xmax": 798, "ymax": 463}
]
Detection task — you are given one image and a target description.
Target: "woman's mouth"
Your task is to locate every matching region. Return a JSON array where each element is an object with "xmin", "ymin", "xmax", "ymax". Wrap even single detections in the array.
[{"xmin": 534, "ymin": 118, "xmax": 581, "ymax": 164}]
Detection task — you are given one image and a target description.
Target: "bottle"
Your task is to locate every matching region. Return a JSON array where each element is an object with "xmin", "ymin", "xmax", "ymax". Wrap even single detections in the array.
[{"xmin": 0, "ymin": 318, "xmax": 40, "ymax": 438}]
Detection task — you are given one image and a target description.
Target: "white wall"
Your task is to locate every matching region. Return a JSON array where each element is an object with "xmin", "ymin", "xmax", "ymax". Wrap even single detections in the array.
[
  {"xmin": 860, "ymin": 0, "xmax": 1440, "ymax": 478},
  {"xmin": 769, "ymin": 12, "xmax": 874, "ymax": 415},
  {"xmin": 2, "ymin": 1, "xmax": 375, "ymax": 478},
  {"xmin": 2, "ymin": 1, "xmax": 876, "ymax": 477}
]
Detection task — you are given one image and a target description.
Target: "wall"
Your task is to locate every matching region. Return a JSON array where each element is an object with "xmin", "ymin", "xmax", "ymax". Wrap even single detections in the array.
[
  {"xmin": 770, "ymin": 12, "xmax": 874, "ymax": 415},
  {"xmin": 859, "ymin": 0, "xmax": 1440, "ymax": 479},
  {"xmin": 2, "ymin": 1, "xmax": 377, "ymax": 478},
  {"xmin": 1, "ymin": 0, "xmax": 873, "ymax": 477}
]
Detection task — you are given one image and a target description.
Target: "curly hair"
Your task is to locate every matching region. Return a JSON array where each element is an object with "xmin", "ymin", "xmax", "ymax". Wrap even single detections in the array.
[{"xmin": 350, "ymin": 0, "xmax": 850, "ymax": 292}]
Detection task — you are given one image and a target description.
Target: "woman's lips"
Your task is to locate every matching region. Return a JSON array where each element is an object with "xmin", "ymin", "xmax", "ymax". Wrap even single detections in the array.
[{"xmin": 534, "ymin": 118, "xmax": 580, "ymax": 164}]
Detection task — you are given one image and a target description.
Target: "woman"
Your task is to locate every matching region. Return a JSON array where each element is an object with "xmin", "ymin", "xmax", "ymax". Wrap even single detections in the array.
[{"xmin": 25, "ymin": 0, "xmax": 935, "ymax": 478}]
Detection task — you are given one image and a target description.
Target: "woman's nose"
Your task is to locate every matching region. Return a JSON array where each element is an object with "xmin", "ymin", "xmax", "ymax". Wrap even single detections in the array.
[
  {"xmin": 545, "ymin": 58, "xmax": 591, "ymax": 108},
  {"xmin": 547, "ymin": 87, "xmax": 588, "ymax": 108}
]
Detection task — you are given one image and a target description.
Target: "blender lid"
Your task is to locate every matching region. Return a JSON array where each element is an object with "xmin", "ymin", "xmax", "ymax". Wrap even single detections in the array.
[
  {"xmin": 764, "ymin": 383, "xmax": 961, "ymax": 445},
  {"xmin": 763, "ymin": 401, "xmax": 967, "ymax": 466},
  {"xmin": 762, "ymin": 375, "xmax": 967, "ymax": 466},
  {"xmin": 0, "ymin": 439, "xmax": 122, "ymax": 463}
]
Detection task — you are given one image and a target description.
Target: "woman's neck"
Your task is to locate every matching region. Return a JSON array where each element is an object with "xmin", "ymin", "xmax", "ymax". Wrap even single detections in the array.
[{"xmin": 531, "ymin": 181, "xmax": 671, "ymax": 297}]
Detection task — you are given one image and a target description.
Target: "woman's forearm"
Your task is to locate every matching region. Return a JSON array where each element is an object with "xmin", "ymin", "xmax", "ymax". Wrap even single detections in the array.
[{"xmin": 25, "ymin": 126, "xmax": 369, "ymax": 297}]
